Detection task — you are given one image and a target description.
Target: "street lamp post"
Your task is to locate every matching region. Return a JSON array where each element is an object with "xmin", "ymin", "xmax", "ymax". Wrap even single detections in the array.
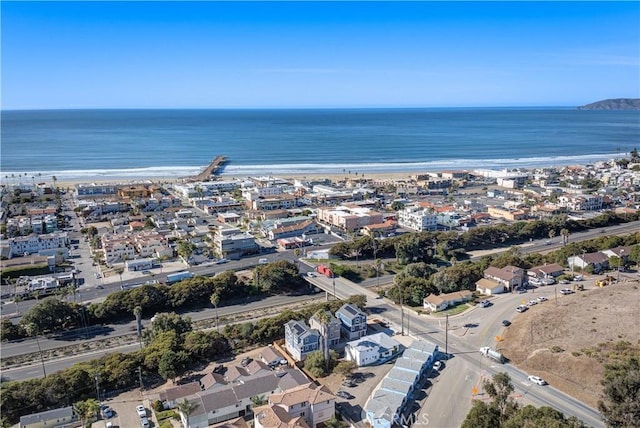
[{"xmin": 617, "ymin": 249, "xmax": 624, "ymax": 283}]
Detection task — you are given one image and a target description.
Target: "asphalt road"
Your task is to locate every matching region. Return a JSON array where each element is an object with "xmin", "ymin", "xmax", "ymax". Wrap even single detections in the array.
[{"xmin": 306, "ymin": 275, "xmax": 605, "ymax": 427}]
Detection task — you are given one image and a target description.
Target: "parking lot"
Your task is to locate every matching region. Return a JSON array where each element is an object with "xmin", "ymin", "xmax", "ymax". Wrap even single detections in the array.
[{"xmin": 97, "ymin": 395, "xmax": 152, "ymax": 428}]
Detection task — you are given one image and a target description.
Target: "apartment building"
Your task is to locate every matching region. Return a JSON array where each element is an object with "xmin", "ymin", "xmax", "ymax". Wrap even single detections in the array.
[{"xmin": 397, "ymin": 206, "xmax": 438, "ymax": 232}]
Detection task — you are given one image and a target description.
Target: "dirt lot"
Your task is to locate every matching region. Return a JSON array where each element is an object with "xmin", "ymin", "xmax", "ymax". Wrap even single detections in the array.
[{"xmin": 500, "ymin": 278, "xmax": 640, "ymax": 408}]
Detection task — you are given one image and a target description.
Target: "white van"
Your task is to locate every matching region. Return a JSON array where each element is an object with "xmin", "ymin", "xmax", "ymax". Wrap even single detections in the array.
[{"xmin": 259, "ymin": 258, "xmax": 268, "ymax": 264}]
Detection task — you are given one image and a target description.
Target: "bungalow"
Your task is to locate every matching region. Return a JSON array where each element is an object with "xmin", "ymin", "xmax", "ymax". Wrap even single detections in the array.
[
  {"xmin": 475, "ymin": 278, "xmax": 505, "ymax": 296},
  {"xmin": 19, "ymin": 406, "xmax": 76, "ymax": 428},
  {"xmin": 567, "ymin": 252, "xmax": 610, "ymax": 273},
  {"xmin": 344, "ymin": 332, "xmax": 403, "ymax": 367},
  {"xmin": 528, "ymin": 263, "xmax": 565, "ymax": 279},
  {"xmin": 423, "ymin": 290, "xmax": 473, "ymax": 312}
]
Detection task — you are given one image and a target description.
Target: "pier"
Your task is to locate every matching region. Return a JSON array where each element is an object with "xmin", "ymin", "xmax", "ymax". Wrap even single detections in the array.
[{"xmin": 191, "ymin": 155, "xmax": 227, "ymax": 181}]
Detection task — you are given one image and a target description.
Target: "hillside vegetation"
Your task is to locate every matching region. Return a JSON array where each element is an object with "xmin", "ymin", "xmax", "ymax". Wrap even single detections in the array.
[{"xmin": 501, "ymin": 280, "xmax": 640, "ymax": 408}]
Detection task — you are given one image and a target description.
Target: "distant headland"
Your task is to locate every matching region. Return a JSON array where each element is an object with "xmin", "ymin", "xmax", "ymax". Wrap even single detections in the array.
[{"xmin": 578, "ymin": 98, "xmax": 640, "ymax": 110}]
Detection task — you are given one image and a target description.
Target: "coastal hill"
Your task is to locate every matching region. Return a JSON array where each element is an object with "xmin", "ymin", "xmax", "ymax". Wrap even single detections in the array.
[{"xmin": 578, "ymin": 98, "xmax": 640, "ymax": 110}]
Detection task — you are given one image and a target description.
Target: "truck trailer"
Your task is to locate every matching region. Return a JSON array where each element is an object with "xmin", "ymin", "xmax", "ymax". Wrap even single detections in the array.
[
  {"xmin": 316, "ymin": 264, "xmax": 335, "ymax": 278},
  {"xmin": 480, "ymin": 347, "xmax": 505, "ymax": 364},
  {"xmin": 166, "ymin": 271, "xmax": 194, "ymax": 284}
]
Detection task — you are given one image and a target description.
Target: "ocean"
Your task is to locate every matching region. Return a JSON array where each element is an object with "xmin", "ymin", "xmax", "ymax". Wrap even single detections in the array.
[{"xmin": 1, "ymin": 108, "xmax": 639, "ymax": 182}]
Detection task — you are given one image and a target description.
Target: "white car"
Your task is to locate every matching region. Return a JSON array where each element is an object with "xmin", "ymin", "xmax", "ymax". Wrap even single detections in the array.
[
  {"xmin": 536, "ymin": 296, "xmax": 548, "ymax": 302},
  {"xmin": 528, "ymin": 375, "xmax": 547, "ymax": 385},
  {"xmin": 307, "ymin": 272, "xmax": 316, "ymax": 277},
  {"xmin": 136, "ymin": 405, "xmax": 146, "ymax": 418},
  {"xmin": 433, "ymin": 361, "xmax": 443, "ymax": 371},
  {"xmin": 527, "ymin": 300, "xmax": 538, "ymax": 306},
  {"xmin": 516, "ymin": 305, "xmax": 528, "ymax": 313}
]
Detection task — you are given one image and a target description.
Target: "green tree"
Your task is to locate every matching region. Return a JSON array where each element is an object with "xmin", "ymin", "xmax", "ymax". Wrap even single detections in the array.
[
  {"xmin": 73, "ymin": 398, "xmax": 100, "ymax": 426},
  {"xmin": 250, "ymin": 394, "xmax": 268, "ymax": 408},
  {"xmin": 158, "ymin": 350, "xmax": 188, "ymax": 384},
  {"xmin": 483, "ymin": 372, "xmax": 519, "ymax": 422},
  {"xmin": 462, "ymin": 400, "xmax": 501, "ymax": 428},
  {"xmin": 304, "ymin": 350, "xmax": 329, "ymax": 377},
  {"xmin": 598, "ymin": 356, "xmax": 640, "ymax": 427},
  {"xmin": 20, "ymin": 297, "xmax": 80, "ymax": 334},
  {"xmin": 144, "ymin": 312, "xmax": 192, "ymax": 344},
  {"xmin": 210, "ymin": 293, "xmax": 220, "ymax": 333}
]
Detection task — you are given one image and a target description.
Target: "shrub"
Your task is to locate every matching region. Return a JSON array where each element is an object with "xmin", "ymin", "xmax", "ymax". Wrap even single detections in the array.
[{"xmin": 153, "ymin": 399, "xmax": 165, "ymax": 413}]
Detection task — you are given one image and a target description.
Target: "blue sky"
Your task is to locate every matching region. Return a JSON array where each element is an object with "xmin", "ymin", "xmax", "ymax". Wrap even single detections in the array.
[{"xmin": 2, "ymin": 1, "xmax": 639, "ymax": 109}]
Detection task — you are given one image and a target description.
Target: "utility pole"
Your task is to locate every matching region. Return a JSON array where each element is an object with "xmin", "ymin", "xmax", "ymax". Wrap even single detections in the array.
[
  {"xmin": 35, "ymin": 334, "xmax": 47, "ymax": 378},
  {"xmin": 445, "ymin": 314, "xmax": 449, "ymax": 357},
  {"xmin": 332, "ymin": 277, "xmax": 336, "ymax": 301}
]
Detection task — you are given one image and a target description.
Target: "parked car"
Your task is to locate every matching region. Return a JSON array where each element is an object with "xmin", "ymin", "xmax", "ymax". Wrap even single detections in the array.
[
  {"xmin": 528, "ymin": 375, "xmax": 547, "ymax": 385},
  {"xmin": 537, "ymin": 296, "xmax": 548, "ymax": 302},
  {"xmin": 102, "ymin": 407, "xmax": 114, "ymax": 418},
  {"xmin": 516, "ymin": 305, "xmax": 528, "ymax": 313},
  {"xmin": 213, "ymin": 364, "xmax": 225, "ymax": 374},
  {"xmin": 140, "ymin": 416, "xmax": 149, "ymax": 427},
  {"xmin": 433, "ymin": 361, "xmax": 443, "ymax": 371},
  {"xmin": 559, "ymin": 279, "xmax": 570, "ymax": 284},
  {"xmin": 342, "ymin": 378, "xmax": 356, "ymax": 387},
  {"xmin": 526, "ymin": 300, "xmax": 538, "ymax": 307},
  {"xmin": 574, "ymin": 275, "xmax": 584, "ymax": 281},
  {"xmin": 560, "ymin": 288, "xmax": 573, "ymax": 295},
  {"xmin": 336, "ymin": 390, "xmax": 355, "ymax": 400},
  {"xmin": 241, "ymin": 357, "xmax": 253, "ymax": 367},
  {"xmin": 517, "ymin": 288, "xmax": 527, "ymax": 294},
  {"xmin": 502, "ymin": 320, "xmax": 512, "ymax": 327},
  {"xmin": 478, "ymin": 300, "xmax": 491, "ymax": 308},
  {"xmin": 136, "ymin": 405, "xmax": 146, "ymax": 418},
  {"xmin": 216, "ymin": 258, "xmax": 228, "ymax": 264}
]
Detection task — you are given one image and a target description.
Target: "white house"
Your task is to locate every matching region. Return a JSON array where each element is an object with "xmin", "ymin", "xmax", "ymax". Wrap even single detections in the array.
[{"xmin": 344, "ymin": 332, "xmax": 402, "ymax": 367}]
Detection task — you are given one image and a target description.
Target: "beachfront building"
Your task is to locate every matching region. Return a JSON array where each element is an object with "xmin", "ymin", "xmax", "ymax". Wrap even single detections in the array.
[
  {"xmin": 173, "ymin": 181, "xmax": 240, "ymax": 199},
  {"xmin": 247, "ymin": 194, "xmax": 299, "ymax": 211},
  {"xmin": 75, "ymin": 183, "xmax": 118, "ymax": 198},
  {"xmin": 397, "ymin": 206, "xmax": 438, "ymax": 232},
  {"xmin": 6, "ymin": 232, "xmax": 69, "ymax": 258}
]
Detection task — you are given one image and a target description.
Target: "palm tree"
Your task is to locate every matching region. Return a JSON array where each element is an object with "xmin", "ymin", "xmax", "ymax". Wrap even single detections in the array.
[
  {"xmin": 114, "ymin": 266, "xmax": 124, "ymax": 289},
  {"xmin": 250, "ymin": 394, "xmax": 268, "ymax": 409},
  {"xmin": 210, "ymin": 292, "xmax": 220, "ymax": 333},
  {"xmin": 561, "ymin": 228, "xmax": 570, "ymax": 246},
  {"xmin": 52, "ymin": 175, "xmax": 58, "ymax": 190},
  {"xmin": 133, "ymin": 306, "xmax": 143, "ymax": 345},
  {"xmin": 73, "ymin": 398, "xmax": 100, "ymax": 426},
  {"xmin": 176, "ymin": 398, "xmax": 199, "ymax": 428},
  {"xmin": 313, "ymin": 309, "xmax": 331, "ymax": 374}
]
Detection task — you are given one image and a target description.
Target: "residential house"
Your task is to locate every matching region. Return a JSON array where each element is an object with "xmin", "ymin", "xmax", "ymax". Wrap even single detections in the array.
[
  {"xmin": 308, "ymin": 310, "xmax": 341, "ymax": 347},
  {"xmin": 475, "ymin": 278, "xmax": 505, "ymax": 296},
  {"xmin": 567, "ymin": 252, "xmax": 610, "ymax": 273},
  {"xmin": 284, "ymin": 320, "xmax": 320, "ymax": 361},
  {"xmin": 528, "ymin": 263, "xmax": 565, "ymax": 279},
  {"xmin": 19, "ymin": 406, "xmax": 76, "ymax": 428},
  {"xmin": 263, "ymin": 382, "xmax": 336, "ymax": 428},
  {"xmin": 253, "ymin": 405, "xmax": 309, "ymax": 428},
  {"xmin": 159, "ymin": 381, "xmax": 203, "ymax": 409},
  {"xmin": 423, "ymin": 290, "xmax": 473, "ymax": 312},
  {"xmin": 335, "ymin": 303, "xmax": 367, "ymax": 341},
  {"xmin": 483, "ymin": 265, "xmax": 526, "ymax": 292},
  {"xmin": 345, "ymin": 332, "xmax": 402, "ymax": 366},
  {"xmin": 179, "ymin": 368, "xmax": 309, "ymax": 428},
  {"xmin": 260, "ymin": 346, "xmax": 286, "ymax": 367}
]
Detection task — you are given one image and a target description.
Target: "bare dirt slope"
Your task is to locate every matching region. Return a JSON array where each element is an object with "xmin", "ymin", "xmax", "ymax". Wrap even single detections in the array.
[{"xmin": 500, "ymin": 279, "xmax": 640, "ymax": 408}]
